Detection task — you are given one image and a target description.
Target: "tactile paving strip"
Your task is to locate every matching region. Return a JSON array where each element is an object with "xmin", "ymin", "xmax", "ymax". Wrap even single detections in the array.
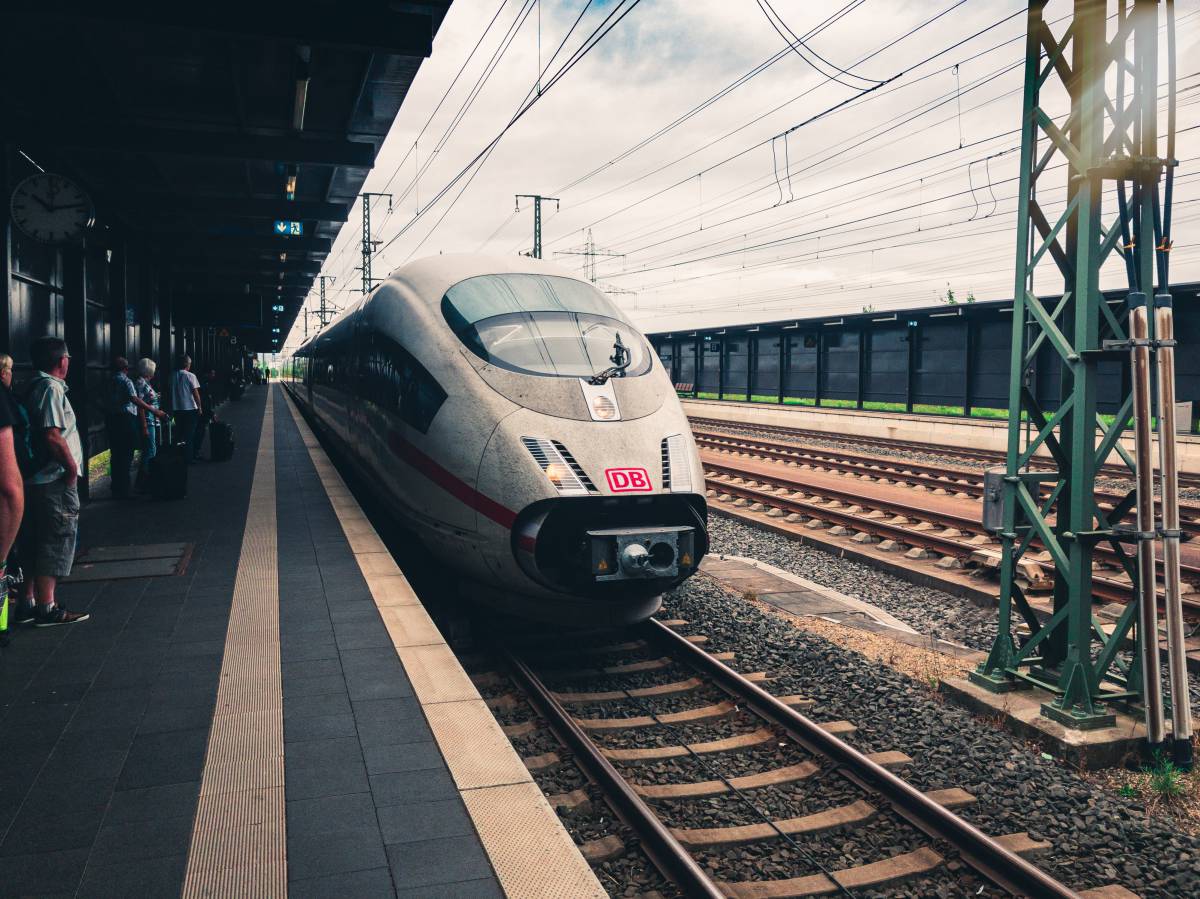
[
  {"xmin": 462, "ymin": 783, "xmax": 609, "ymax": 899},
  {"xmin": 182, "ymin": 391, "xmax": 286, "ymax": 898}
]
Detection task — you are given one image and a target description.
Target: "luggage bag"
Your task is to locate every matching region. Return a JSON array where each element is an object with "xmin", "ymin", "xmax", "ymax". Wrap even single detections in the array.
[
  {"xmin": 151, "ymin": 421, "xmax": 189, "ymax": 500},
  {"xmin": 210, "ymin": 421, "xmax": 235, "ymax": 462}
]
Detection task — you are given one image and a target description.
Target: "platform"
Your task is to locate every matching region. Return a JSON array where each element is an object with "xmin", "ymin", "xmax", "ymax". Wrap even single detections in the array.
[{"xmin": 0, "ymin": 384, "xmax": 601, "ymax": 898}]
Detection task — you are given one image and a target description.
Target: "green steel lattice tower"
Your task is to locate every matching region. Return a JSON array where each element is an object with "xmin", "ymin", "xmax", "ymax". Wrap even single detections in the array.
[{"xmin": 973, "ymin": 0, "xmax": 1178, "ymax": 734}]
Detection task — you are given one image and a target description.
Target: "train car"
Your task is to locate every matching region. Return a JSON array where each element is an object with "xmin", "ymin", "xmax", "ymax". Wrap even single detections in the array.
[{"xmin": 285, "ymin": 254, "xmax": 707, "ymax": 624}]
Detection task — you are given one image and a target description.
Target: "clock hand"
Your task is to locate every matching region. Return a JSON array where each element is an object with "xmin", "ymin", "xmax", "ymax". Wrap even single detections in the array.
[{"xmin": 31, "ymin": 194, "xmax": 53, "ymax": 212}]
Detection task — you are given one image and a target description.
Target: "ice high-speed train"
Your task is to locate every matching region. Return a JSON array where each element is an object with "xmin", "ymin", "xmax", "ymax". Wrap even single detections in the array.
[{"xmin": 285, "ymin": 254, "xmax": 707, "ymax": 624}]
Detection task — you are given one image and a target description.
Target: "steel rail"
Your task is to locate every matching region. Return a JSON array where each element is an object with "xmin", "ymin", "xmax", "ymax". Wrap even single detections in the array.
[
  {"xmin": 694, "ymin": 429, "xmax": 1200, "ymax": 532},
  {"xmin": 498, "ymin": 647, "xmax": 725, "ymax": 899},
  {"xmin": 687, "ymin": 414, "xmax": 1200, "ymax": 490},
  {"xmin": 695, "ymin": 430, "xmax": 986, "ymax": 491},
  {"xmin": 641, "ymin": 618, "xmax": 1081, "ymax": 899},
  {"xmin": 704, "ymin": 470, "xmax": 1196, "ymax": 610},
  {"xmin": 703, "ymin": 456, "xmax": 1200, "ymax": 602}
]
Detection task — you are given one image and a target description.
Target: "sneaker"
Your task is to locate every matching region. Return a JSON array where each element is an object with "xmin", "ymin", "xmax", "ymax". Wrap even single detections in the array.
[
  {"xmin": 14, "ymin": 603, "xmax": 36, "ymax": 626},
  {"xmin": 33, "ymin": 606, "xmax": 90, "ymax": 627}
]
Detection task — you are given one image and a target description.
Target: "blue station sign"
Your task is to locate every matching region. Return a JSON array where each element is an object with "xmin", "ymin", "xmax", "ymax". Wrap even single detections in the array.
[{"xmin": 273, "ymin": 220, "xmax": 304, "ymax": 236}]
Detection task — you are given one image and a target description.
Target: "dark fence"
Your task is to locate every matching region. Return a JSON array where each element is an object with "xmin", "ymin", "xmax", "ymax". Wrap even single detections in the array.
[{"xmin": 648, "ymin": 283, "xmax": 1200, "ymax": 429}]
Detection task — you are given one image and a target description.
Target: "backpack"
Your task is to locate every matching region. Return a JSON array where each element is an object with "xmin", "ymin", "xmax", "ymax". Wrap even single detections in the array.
[{"xmin": 3, "ymin": 388, "xmax": 34, "ymax": 479}]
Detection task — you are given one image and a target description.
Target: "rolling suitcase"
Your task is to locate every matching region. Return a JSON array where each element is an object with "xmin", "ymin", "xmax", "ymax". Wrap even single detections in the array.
[
  {"xmin": 151, "ymin": 421, "xmax": 189, "ymax": 500},
  {"xmin": 210, "ymin": 420, "xmax": 235, "ymax": 462}
]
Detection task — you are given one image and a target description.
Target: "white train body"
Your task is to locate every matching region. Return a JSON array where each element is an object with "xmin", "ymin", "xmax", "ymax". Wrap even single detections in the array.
[{"xmin": 286, "ymin": 254, "xmax": 708, "ymax": 624}]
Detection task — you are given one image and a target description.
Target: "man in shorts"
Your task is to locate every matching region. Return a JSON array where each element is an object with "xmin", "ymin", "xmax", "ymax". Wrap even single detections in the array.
[{"xmin": 22, "ymin": 336, "xmax": 88, "ymax": 626}]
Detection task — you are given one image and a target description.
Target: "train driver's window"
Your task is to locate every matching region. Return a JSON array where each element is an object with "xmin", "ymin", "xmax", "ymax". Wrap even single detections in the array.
[{"xmin": 442, "ymin": 274, "xmax": 652, "ymax": 379}]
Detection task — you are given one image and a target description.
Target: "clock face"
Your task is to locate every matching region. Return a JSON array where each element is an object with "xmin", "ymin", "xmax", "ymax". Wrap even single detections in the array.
[{"xmin": 9, "ymin": 173, "xmax": 94, "ymax": 244}]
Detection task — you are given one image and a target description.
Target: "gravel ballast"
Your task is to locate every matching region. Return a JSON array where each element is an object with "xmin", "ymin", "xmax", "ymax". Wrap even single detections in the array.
[
  {"xmin": 707, "ymin": 513, "xmax": 1000, "ymax": 650},
  {"xmin": 709, "ymin": 512, "xmax": 1200, "ymax": 708},
  {"xmin": 656, "ymin": 574, "xmax": 1199, "ymax": 898}
]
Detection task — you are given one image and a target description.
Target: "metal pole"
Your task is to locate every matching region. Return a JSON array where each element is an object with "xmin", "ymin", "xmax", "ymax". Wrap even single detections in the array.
[
  {"xmin": 360, "ymin": 193, "xmax": 393, "ymax": 295},
  {"xmin": 515, "ymin": 194, "xmax": 559, "ymax": 259},
  {"xmin": 1155, "ymin": 294, "xmax": 1193, "ymax": 767},
  {"xmin": 1129, "ymin": 292, "xmax": 1166, "ymax": 751},
  {"xmin": 533, "ymin": 196, "xmax": 541, "ymax": 259},
  {"xmin": 362, "ymin": 198, "xmax": 371, "ymax": 295}
]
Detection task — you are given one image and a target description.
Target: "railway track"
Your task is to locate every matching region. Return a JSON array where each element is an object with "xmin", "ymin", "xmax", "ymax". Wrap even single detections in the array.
[
  {"xmin": 487, "ymin": 620, "xmax": 1079, "ymax": 898},
  {"xmin": 688, "ymin": 415, "xmax": 1200, "ymax": 493},
  {"xmin": 692, "ymin": 429, "xmax": 1200, "ymax": 537},
  {"xmin": 697, "ymin": 444, "xmax": 1200, "ymax": 611}
]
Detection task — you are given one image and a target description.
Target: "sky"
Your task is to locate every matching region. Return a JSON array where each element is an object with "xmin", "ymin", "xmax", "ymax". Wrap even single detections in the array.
[{"xmin": 285, "ymin": 0, "xmax": 1200, "ymax": 350}]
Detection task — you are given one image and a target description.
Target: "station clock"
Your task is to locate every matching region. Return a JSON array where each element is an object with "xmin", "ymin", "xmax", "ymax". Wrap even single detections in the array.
[{"xmin": 9, "ymin": 173, "xmax": 94, "ymax": 244}]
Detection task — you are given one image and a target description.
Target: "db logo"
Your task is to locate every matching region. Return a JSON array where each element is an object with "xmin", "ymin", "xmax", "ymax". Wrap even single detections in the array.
[{"xmin": 605, "ymin": 467, "xmax": 653, "ymax": 493}]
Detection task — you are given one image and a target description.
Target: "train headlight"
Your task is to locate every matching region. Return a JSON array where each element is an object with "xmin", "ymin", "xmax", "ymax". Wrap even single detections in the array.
[
  {"xmin": 591, "ymin": 395, "xmax": 619, "ymax": 420},
  {"xmin": 580, "ymin": 379, "xmax": 621, "ymax": 421},
  {"xmin": 522, "ymin": 437, "xmax": 592, "ymax": 496},
  {"xmin": 544, "ymin": 462, "xmax": 572, "ymax": 488}
]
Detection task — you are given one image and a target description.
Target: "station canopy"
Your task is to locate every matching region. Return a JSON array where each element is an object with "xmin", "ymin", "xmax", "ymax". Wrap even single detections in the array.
[{"xmin": 5, "ymin": 2, "xmax": 451, "ymax": 350}]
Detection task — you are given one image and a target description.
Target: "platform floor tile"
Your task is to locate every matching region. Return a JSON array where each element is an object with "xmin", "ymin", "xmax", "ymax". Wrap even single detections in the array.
[
  {"xmin": 273, "ymin": 386, "xmax": 505, "ymax": 896},
  {"xmin": 0, "ymin": 387, "xmax": 270, "ymax": 898},
  {"xmin": 280, "ymin": 385, "xmax": 607, "ymax": 899}
]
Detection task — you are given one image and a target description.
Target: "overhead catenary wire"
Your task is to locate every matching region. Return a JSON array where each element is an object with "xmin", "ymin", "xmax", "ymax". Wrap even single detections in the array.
[
  {"xmin": 371, "ymin": 0, "xmax": 645, "ymax": 261},
  {"xmin": 548, "ymin": 0, "xmax": 879, "ymax": 198},
  {"xmin": 756, "ymin": 0, "xmax": 881, "ymax": 90},
  {"xmin": 541, "ymin": 3, "xmax": 1193, "ymax": 259},
  {"xmin": 538, "ymin": 8, "xmax": 1032, "ymax": 253}
]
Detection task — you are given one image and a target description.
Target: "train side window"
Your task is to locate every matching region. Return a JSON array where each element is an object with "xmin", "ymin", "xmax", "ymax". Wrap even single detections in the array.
[{"xmin": 362, "ymin": 332, "xmax": 446, "ymax": 433}]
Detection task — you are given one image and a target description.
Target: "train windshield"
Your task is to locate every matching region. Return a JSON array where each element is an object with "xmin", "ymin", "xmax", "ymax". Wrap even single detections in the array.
[{"xmin": 442, "ymin": 274, "xmax": 651, "ymax": 379}]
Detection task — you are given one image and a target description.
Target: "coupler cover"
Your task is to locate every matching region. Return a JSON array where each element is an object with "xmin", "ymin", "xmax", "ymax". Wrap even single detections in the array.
[{"xmin": 589, "ymin": 526, "xmax": 696, "ymax": 582}]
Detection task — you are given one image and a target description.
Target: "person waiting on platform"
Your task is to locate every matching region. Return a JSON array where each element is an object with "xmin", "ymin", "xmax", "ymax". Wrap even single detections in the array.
[
  {"xmin": 22, "ymin": 337, "xmax": 88, "ymax": 626},
  {"xmin": 1, "ymin": 353, "xmax": 35, "ymax": 634},
  {"xmin": 133, "ymin": 358, "xmax": 163, "ymax": 493},
  {"xmin": 170, "ymin": 354, "xmax": 204, "ymax": 463},
  {"xmin": 106, "ymin": 357, "xmax": 166, "ymax": 499},
  {"xmin": 0, "ymin": 354, "xmax": 26, "ymax": 641}
]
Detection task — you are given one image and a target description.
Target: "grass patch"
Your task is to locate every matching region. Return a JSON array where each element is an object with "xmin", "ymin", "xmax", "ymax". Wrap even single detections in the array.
[
  {"xmin": 818, "ymin": 398, "xmax": 858, "ymax": 409},
  {"xmin": 913, "ymin": 404, "xmax": 964, "ymax": 416},
  {"xmin": 694, "ymin": 391, "xmax": 719, "ymax": 399},
  {"xmin": 749, "ymin": 394, "xmax": 780, "ymax": 403},
  {"xmin": 1148, "ymin": 752, "xmax": 1187, "ymax": 800},
  {"xmin": 1088, "ymin": 748, "xmax": 1199, "ymax": 835},
  {"xmin": 87, "ymin": 450, "xmax": 111, "ymax": 481},
  {"xmin": 862, "ymin": 401, "xmax": 906, "ymax": 412},
  {"xmin": 721, "ymin": 393, "xmax": 748, "ymax": 401}
]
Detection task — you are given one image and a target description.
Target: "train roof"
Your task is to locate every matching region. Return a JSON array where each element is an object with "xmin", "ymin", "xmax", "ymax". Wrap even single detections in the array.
[
  {"xmin": 292, "ymin": 253, "xmax": 585, "ymax": 355},
  {"xmin": 386, "ymin": 253, "xmax": 580, "ymax": 305}
]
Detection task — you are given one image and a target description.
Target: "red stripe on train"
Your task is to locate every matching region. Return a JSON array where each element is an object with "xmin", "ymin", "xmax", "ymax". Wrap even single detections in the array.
[{"xmin": 386, "ymin": 429, "xmax": 517, "ymax": 530}]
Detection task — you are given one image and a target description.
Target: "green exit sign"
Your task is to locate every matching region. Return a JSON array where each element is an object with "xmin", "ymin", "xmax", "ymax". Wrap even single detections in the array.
[{"xmin": 274, "ymin": 220, "xmax": 303, "ymax": 236}]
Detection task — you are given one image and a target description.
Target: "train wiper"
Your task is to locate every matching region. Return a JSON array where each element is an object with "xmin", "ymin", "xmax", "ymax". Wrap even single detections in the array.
[{"xmin": 588, "ymin": 333, "xmax": 631, "ymax": 385}]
